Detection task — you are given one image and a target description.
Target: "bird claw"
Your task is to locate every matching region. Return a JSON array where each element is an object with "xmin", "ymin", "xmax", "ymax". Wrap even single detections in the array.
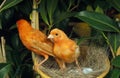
[
  {"xmin": 33, "ymin": 55, "xmax": 41, "ymax": 71},
  {"xmin": 33, "ymin": 64, "xmax": 40, "ymax": 72}
]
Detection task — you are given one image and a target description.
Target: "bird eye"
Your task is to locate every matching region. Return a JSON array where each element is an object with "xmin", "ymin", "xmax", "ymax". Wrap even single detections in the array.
[{"xmin": 55, "ymin": 33, "xmax": 58, "ymax": 36}]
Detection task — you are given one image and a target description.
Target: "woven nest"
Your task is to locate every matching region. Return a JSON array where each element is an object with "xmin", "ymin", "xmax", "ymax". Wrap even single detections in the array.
[{"xmin": 37, "ymin": 45, "xmax": 110, "ymax": 78}]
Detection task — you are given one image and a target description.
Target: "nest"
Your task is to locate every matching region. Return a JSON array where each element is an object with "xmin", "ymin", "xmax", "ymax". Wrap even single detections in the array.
[{"xmin": 37, "ymin": 45, "xmax": 110, "ymax": 78}]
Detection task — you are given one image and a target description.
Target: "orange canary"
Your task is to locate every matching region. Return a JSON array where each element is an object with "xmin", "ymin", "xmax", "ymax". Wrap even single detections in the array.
[
  {"xmin": 48, "ymin": 28, "xmax": 80, "ymax": 70},
  {"xmin": 16, "ymin": 19, "xmax": 55, "ymax": 69}
]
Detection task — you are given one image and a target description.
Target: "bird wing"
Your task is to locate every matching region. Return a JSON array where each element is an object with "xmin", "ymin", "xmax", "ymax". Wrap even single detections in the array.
[
  {"xmin": 68, "ymin": 40, "xmax": 80, "ymax": 58},
  {"xmin": 29, "ymin": 29, "xmax": 55, "ymax": 57}
]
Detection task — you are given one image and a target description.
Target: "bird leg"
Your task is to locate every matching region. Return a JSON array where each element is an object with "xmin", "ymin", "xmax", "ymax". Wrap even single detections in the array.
[
  {"xmin": 34, "ymin": 54, "xmax": 49, "ymax": 71},
  {"xmin": 33, "ymin": 54, "xmax": 51, "ymax": 78},
  {"xmin": 75, "ymin": 58, "xmax": 82, "ymax": 72},
  {"xmin": 39, "ymin": 55, "xmax": 49, "ymax": 65},
  {"xmin": 75, "ymin": 59, "xmax": 80, "ymax": 68},
  {"xmin": 55, "ymin": 58, "xmax": 66, "ymax": 70}
]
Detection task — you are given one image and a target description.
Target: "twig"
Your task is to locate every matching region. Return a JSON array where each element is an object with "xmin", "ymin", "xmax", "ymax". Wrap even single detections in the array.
[
  {"xmin": 0, "ymin": 0, "xmax": 6, "ymax": 10},
  {"xmin": 1, "ymin": 36, "xmax": 6, "ymax": 63},
  {"xmin": 70, "ymin": 0, "xmax": 80, "ymax": 11}
]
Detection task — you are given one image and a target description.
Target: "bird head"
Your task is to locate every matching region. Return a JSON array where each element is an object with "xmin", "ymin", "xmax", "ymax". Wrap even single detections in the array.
[
  {"xmin": 17, "ymin": 19, "xmax": 27, "ymax": 28},
  {"xmin": 48, "ymin": 28, "xmax": 68, "ymax": 42},
  {"xmin": 16, "ymin": 19, "xmax": 32, "ymax": 32}
]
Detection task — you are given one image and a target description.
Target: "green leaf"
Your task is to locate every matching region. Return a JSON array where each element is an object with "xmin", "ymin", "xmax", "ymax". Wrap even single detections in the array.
[
  {"xmin": 0, "ymin": 0, "xmax": 23, "ymax": 12},
  {"xmin": 0, "ymin": 63, "xmax": 12, "ymax": 78},
  {"xmin": 9, "ymin": 24, "xmax": 16, "ymax": 30},
  {"xmin": 110, "ymin": 68, "xmax": 120, "ymax": 78},
  {"xmin": 39, "ymin": 0, "xmax": 49, "ymax": 25},
  {"xmin": 5, "ymin": 45, "xmax": 13, "ymax": 52},
  {"xmin": 112, "ymin": 55, "xmax": 120, "ymax": 68},
  {"xmin": 54, "ymin": 12, "xmax": 75, "ymax": 24},
  {"xmin": 17, "ymin": 0, "xmax": 32, "ymax": 16},
  {"xmin": 108, "ymin": 33, "xmax": 120, "ymax": 53},
  {"xmin": 0, "ymin": 8, "xmax": 15, "ymax": 30},
  {"xmin": 107, "ymin": 0, "xmax": 120, "ymax": 12},
  {"xmin": 75, "ymin": 11, "xmax": 120, "ymax": 33},
  {"xmin": 11, "ymin": 34, "xmax": 20, "ymax": 49},
  {"xmin": 20, "ymin": 50, "xmax": 29, "ymax": 61},
  {"xmin": 46, "ymin": 0, "xmax": 58, "ymax": 24}
]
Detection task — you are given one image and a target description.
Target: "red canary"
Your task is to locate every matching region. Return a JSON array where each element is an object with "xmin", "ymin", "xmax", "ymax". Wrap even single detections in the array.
[
  {"xmin": 48, "ymin": 28, "xmax": 80, "ymax": 70},
  {"xmin": 16, "ymin": 19, "xmax": 55, "ymax": 69}
]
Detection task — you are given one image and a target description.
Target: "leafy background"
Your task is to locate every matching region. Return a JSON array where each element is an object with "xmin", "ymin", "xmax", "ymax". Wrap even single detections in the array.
[{"xmin": 0, "ymin": 0, "xmax": 120, "ymax": 78}]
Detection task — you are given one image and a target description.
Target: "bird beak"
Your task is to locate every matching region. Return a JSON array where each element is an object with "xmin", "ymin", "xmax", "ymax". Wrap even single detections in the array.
[
  {"xmin": 48, "ymin": 35, "xmax": 54, "ymax": 42},
  {"xmin": 48, "ymin": 34, "xmax": 54, "ymax": 39}
]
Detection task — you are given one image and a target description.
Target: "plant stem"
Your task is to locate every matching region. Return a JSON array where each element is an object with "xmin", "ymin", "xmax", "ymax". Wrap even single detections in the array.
[
  {"xmin": 0, "ymin": 36, "xmax": 9, "ymax": 78},
  {"xmin": 1, "ymin": 36, "xmax": 6, "ymax": 63},
  {"xmin": 31, "ymin": 0, "xmax": 50, "ymax": 78},
  {"xmin": 101, "ymin": 32, "xmax": 115, "ymax": 58},
  {"xmin": 31, "ymin": 0, "xmax": 39, "ymax": 29},
  {"xmin": 31, "ymin": 0, "xmax": 40, "ymax": 78}
]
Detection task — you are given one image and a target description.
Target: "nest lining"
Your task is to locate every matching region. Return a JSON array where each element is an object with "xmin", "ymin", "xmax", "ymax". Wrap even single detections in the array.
[{"xmin": 38, "ymin": 45, "xmax": 108, "ymax": 78}]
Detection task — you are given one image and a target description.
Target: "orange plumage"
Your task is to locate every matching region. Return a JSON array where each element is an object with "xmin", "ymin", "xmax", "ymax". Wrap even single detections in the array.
[
  {"xmin": 48, "ymin": 28, "xmax": 80, "ymax": 70},
  {"xmin": 16, "ymin": 19, "xmax": 55, "ymax": 69}
]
